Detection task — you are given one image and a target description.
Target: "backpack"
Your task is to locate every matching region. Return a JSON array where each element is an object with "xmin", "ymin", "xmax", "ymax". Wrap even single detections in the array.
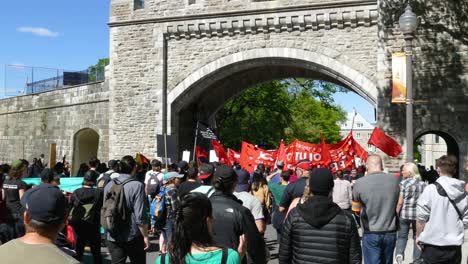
[
  {"xmin": 150, "ymin": 186, "xmax": 168, "ymax": 230},
  {"xmin": 97, "ymin": 172, "xmax": 114, "ymax": 189},
  {"xmin": 147, "ymin": 172, "xmax": 162, "ymax": 197},
  {"xmin": 69, "ymin": 192, "xmax": 100, "ymax": 224},
  {"xmin": 100, "ymin": 178, "xmax": 135, "ymax": 233}
]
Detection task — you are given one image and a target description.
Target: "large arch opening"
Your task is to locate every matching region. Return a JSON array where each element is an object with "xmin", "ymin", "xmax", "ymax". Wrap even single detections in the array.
[
  {"xmin": 168, "ymin": 48, "xmax": 378, "ymax": 158},
  {"xmin": 415, "ymin": 130, "xmax": 460, "ymax": 177},
  {"xmin": 72, "ymin": 128, "xmax": 99, "ymax": 176}
]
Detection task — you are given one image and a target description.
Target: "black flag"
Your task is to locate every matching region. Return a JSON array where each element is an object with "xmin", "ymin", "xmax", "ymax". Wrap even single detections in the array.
[{"xmin": 197, "ymin": 122, "xmax": 217, "ymax": 140}]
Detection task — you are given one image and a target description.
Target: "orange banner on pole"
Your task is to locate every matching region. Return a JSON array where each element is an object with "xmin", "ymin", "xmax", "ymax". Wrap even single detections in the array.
[{"xmin": 392, "ymin": 53, "xmax": 407, "ymax": 103}]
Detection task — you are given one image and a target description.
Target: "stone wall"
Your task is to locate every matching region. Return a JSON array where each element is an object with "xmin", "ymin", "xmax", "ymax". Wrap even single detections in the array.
[
  {"xmin": 0, "ymin": 82, "xmax": 109, "ymax": 165},
  {"xmin": 108, "ymin": 1, "xmax": 380, "ymax": 159},
  {"xmin": 376, "ymin": 0, "xmax": 468, "ymax": 174}
]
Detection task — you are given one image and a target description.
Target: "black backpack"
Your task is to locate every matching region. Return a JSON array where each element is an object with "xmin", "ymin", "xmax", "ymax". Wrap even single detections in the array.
[
  {"xmin": 69, "ymin": 190, "xmax": 100, "ymax": 224},
  {"xmin": 147, "ymin": 172, "xmax": 162, "ymax": 197},
  {"xmin": 100, "ymin": 178, "xmax": 135, "ymax": 233}
]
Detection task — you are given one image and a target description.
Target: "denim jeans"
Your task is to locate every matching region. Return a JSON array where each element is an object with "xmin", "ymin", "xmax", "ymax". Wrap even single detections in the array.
[
  {"xmin": 362, "ymin": 232, "xmax": 397, "ymax": 264},
  {"xmin": 395, "ymin": 218, "xmax": 422, "ymax": 263}
]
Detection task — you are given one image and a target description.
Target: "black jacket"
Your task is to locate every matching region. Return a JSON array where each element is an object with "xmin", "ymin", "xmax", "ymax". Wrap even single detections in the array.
[
  {"xmin": 279, "ymin": 195, "xmax": 362, "ymax": 264},
  {"xmin": 210, "ymin": 191, "xmax": 267, "ymax": 264}
]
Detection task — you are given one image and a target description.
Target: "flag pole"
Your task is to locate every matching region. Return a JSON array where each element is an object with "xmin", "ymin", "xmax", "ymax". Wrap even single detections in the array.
[
  {"xmin": 164, "ymin": 133, "xmax": 168, "ymax": 170},
  {"xmin": 192, "ymin": 121, "xmax": 199, "ymax": 162},
  {"xmin": 350, "ymin": 108, "xmax": 357, "ymax": 133}
]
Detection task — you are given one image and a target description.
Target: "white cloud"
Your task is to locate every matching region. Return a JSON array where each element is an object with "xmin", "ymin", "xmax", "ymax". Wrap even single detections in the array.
[{"xmin": 17, "ymin": 27, "xmax": 59, "ymax": 37}]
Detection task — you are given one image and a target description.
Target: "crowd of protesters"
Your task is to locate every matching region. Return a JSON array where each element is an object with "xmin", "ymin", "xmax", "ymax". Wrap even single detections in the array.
[{"xmin": 0, "ymin": 153, "xmax": 468, "ymax": 264}]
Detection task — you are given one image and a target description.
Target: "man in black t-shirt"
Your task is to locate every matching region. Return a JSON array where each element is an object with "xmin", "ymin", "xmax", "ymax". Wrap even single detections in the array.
[
  {"xmin": 178, "ymin": 167, "xmax": 201, "ymax": 198},
  {"xmin": 70, "ymin": 170, "xmax": 102, "ymax": 263}
]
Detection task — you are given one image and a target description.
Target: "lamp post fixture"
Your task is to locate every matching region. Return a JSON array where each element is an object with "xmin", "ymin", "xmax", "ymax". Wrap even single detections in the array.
[{"xmin": 399, "ymin": 3, "xmax": 418, "ymax": 162}]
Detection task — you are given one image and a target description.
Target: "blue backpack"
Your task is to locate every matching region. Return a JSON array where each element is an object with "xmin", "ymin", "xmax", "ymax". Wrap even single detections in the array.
[{"xmin": 150, "ymin": 186, "xmax": 168, "ymax": 230}]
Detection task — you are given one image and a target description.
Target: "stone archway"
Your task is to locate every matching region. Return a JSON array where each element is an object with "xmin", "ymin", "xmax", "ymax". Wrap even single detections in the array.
[
  {"xmin": 72, "ymin": 128, "xmax": 99, "ymax": 176},
  {"xmin": 415, "ymin": 130, "xmax": 460, "ymax": 177},
  {"xmin": 167, "ymin": 47, "xmax": 378, "ymax": 156}
]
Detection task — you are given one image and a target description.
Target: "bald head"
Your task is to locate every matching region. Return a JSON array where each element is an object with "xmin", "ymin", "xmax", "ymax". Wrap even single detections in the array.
[{"xmin": 366, "ymin": 155, "xmax": 383, "ymax": 173}]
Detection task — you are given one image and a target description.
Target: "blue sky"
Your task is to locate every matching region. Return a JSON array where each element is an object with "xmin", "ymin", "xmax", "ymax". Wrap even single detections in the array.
[{"xmin": 0, "ymin": 0, "xmax": 375, "ymax": 122}]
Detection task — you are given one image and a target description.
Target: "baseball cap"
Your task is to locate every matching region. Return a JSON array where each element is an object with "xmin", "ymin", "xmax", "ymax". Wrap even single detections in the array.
[
  {"xmin": 295, "ymin": 159, "xmax": 311, "ymax": 170},
  {"xmin": 214, "ymin": 165, "xmax": 238, "ymax": 183},
  {"xmin": 163, "ymin": 171, "xmax": 184, "ymax": 184},
  {"xmin": 235, "ymin": 169, "xmax": 250, "ymax": 192},
  {"xmin": 178, "ymin": 160, "xmax": 188, "ymax": 170},
  {"xmin": 309, "ymin": 168, "xmax": 334, "ymax": 195},
  {"xmin": 199, "ymin": 163, "xmax": 214, "ymax": 180},
  {"xmin": 21, "ymin": 184, "xmax": 68, "ymax": 224}
]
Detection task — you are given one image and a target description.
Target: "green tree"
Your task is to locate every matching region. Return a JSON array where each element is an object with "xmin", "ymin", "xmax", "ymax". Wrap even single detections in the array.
[
  {"xmin": 215, "ymin": 79, "xmax": 347, "ymax": 150},
  {"xmin": 88, "ymin": 58, "xmax": 109, "ymax": 82}
]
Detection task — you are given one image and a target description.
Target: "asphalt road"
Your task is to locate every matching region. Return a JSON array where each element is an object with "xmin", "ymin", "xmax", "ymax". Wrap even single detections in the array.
[{"xmin": 83, "ymin": 226, "xmax": 468, "ymax": 264}]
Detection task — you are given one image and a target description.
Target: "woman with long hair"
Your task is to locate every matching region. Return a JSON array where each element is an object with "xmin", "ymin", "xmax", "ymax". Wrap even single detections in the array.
[
  {"xmin": 157, "ymin": 192, "xmax": 243, "ymax": 264},
  {"xmin": 395, "ymin": 162, "xmax": 426, "ymax": 264},
  {"xmin": 250, "ymin": 172, "xmax": 272, "ymax": 224}
]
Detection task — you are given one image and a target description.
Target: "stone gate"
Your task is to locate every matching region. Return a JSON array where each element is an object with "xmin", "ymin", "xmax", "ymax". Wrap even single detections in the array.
[{"xmin": 1, "ymin": 0, "xmax": 467, "ymax": 175}]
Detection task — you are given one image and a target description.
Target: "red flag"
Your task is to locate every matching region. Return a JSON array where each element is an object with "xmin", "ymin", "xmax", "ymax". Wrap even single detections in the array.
[
  {"xmin": 195, "ymin": 146, "xmax": 208, "ymax": 159},
  {"xmin": 212, "ymin": 140, "xmax": 232, "ymax": 166},
  {"xmin": 228, "ymin": 148, "xmax": 241, "ymax": 164},
  {"xmin": 135, "ymin": 153, "xmax": 150, "ymax": 165},
  {"xmin": 320, "ymin": 135, "xmax": 332, "ymax": 167},
  {"xmin": 276, "ymin": 140, "xmax": 286, "ymax": 165},
  {"xmin": 368, "ymin": 127, "xmax": 402, "ymax": 158}
]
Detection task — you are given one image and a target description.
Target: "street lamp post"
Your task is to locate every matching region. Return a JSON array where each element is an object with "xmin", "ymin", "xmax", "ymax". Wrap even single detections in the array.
[{"xmin": 399, "ymin": 4, "xmax": 418, "ymax": 162}]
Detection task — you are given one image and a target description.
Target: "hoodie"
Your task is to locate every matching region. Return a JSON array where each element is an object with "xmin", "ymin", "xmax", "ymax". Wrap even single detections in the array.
[
  {"xmin": 417, "ymin": 176, "xmax": 468, "ymax": 246},
  {"xmin": 297, "ymin": 195, "xmax": 341, "ymax": 228}
]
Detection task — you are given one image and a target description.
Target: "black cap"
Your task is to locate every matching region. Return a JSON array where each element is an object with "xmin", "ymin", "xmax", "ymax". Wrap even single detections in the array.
[
  {"xmin": 21, "ymin": 184, "xmax": 68, "ymax": 224},
  {"xmin": 199, "ymin": 163, "xmax": 215, "ymax": 180},
  {"xmin": 178, "ymin": 160, "xmax": 189, "ymax": 170},
  {"xmin": 235, "ymin": 169, "xmax": 249, "ymax": 192},
  {"xmin": 309, "ymin": 168, "xmax": 334, "ymax": 195},
  {"xmin": 214, "ymin": 165, "xmax": 238, "ymax": 182}
]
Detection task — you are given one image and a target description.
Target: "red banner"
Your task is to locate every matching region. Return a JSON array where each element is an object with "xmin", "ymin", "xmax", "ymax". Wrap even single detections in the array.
[
  {"xmin": 227, "ymin": 148, "xmax": 241, "ymax": 164},
  {"xmin": 240, "ymin": 142, "xmax": 278, "ymax": 172},
  {"xmin": 239, "ymin": 132, "xmax": 367, "ymax": 173}
]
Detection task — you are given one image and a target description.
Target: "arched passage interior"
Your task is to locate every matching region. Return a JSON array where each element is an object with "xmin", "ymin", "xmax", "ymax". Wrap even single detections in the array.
[
  {"xmin": 168, "ymin": 48, "xmax": 378, "ymax": 158},
  {"xmin": 416, "ymin": 130, "xmax": 459, "ymax": 177},
  {"xmin": 72, "ymin": 128, "xmax": 99, "ymax": 176}
]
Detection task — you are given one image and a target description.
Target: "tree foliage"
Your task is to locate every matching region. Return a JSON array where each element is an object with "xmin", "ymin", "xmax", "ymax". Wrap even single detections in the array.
[
  {"xmin": 215, "ymin": 79, "xmax": 347, "ymax": 150},
  {"xmin": 88, "ymin": 58, "xmax": 109, "ymax": 82}
]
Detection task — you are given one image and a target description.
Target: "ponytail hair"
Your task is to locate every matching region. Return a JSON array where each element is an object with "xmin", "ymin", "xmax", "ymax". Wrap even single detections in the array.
[
  {"xmin": 169, "ymin": 193, "xmax": 214, "ymax": 264},
  {"xmin": 118, "ymin": 155, "xmax": 136, "ymax": 174}
]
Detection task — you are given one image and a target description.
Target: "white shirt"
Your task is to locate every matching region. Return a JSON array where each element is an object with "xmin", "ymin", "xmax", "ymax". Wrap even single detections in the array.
[
  {"xmin": 234, "ymin": 191, "xmax": 264, "ymax": 220},
  {"xmin": 417, "ymin": 176, "xmax": 468, "ymax": 246},
  {"xmin": 144, "ymin": 170, "xmax": 163, "ymax": 185},
  {"xmin": 332, "ymin": 178, "xmax": 352, "ymax": 210}
]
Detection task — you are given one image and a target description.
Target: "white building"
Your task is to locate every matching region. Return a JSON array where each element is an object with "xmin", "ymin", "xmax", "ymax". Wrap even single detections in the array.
[
  {"xmin": 419, "ymin": 134, "xmax": 447, "ymax": 168},
  {"xmin": 339, "ymin": 111, "xmax": 376, "ymax": 153}
]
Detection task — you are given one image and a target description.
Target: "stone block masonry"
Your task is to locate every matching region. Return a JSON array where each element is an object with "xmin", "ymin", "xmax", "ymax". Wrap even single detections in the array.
[{"xmin": 0, "ymin": 82, "xmax": 109, "ymax": 165}]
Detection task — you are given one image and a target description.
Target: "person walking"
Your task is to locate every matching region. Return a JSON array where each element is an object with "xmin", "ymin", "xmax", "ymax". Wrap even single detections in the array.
[
  {"xmin": 279, "ymin": 168, "xmax": 361, "ymax": 264},
  {"xmin": 394, "ymin": 162, "xmax": 426, "ymax": 264},
  {"xmin": 266, "ymin": 170, "xmax": 289, "ymax": 242},
  {"xmin": 250, "ymin": 171, "xmax": 271, "ymax": 225},
  {"xmin": 69, "ymin": 170, "xmax": 103, "ymax": 264},
  {"xmin": 156, "ymin": 192, "xmax": 243, "ymax": 264},
  {"xmin": 0, "ymin": 183, "xmax": 79, "ymax": 264},
  {"xmin": 103, "ymin": 156, "xmax": 149, "ymax": 264},
  {"xmin": 209, "ymin": 165, "xmax": 267, "ymax": 264},
  {"xmin": 352, "ymin": 155, "xmax": 400, "ymax": 264},
  {"xmin": 178, "ymin": 167, "xmax": 201, "ymax": 198},
  {"xmin": 416, "ymin": 155, "xmax": 468, "ymax": 264},
  {"xmin": 278, "ymin": 159, "xmax": 311, "ymax": 213},
  {"xmin": 2, "ymin": 160, "xmax": 28, "ymax": 239},
  {"xmin": 332, "ymin": 169, "xmax": 353, "ymax": 211}
]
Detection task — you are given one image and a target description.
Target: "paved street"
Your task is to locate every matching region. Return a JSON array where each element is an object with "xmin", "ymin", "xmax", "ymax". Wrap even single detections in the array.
[{"xmin": 83, "ymin": 225, "xmax": 468, "ymax": 263}]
